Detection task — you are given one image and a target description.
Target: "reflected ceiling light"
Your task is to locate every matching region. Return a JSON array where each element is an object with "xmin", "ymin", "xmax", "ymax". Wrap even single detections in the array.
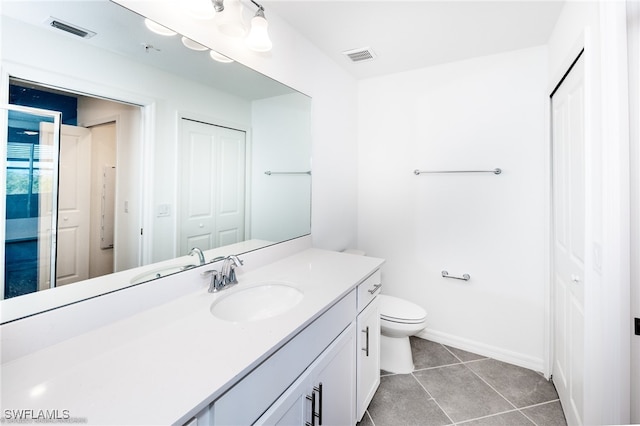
[
  {"xmin": 215, "ymin": 0, "xmax": 246, "ymax": 37},
  {"xmin": 185, "ymin": 0, "xmax": 216, "ymax": 20},
  {"xmin": 144, "ymin": 18, "xmax": 177, "ymax": 36},
  {"xmin": 182, "ymin": 36, "xmax": 208, "ymax": 51},
  {"xmin": 209, "ymin": 50, "xmax": 234, "ymax": 63},
  {"xmin": 246, "ymin": 5, "xmax": 272, "ymax": 52}
]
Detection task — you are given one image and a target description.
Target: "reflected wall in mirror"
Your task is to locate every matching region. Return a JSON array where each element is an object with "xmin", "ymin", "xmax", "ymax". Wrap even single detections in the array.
[{"xmin": 0, "ymin": 1, "xmax": 311, "ymax": 312}]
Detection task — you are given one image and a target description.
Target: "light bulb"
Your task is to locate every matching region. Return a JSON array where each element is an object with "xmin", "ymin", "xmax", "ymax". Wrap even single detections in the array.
[
  {"xmin": 144, "ymin": 18, "xmax": 177, "ymax": 36},
  {"xmin": 246, "ymin": 12, "xmax": 272, "ymax": 52},
  {"xmin": 209, "ymin": 50, "xmax": 234, "ymax": 63},
  {"xmin": 181, "ymin": 37, "xmax": 208, "ymax": 51}
]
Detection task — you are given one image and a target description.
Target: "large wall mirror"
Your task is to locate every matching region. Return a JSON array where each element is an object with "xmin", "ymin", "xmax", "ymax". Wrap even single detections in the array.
[{"xmin": 0, "ymin": 0, "xmax": 311, "ymax": 321}]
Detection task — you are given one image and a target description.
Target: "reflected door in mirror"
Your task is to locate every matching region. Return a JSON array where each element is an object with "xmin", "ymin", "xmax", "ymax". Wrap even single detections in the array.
[
  {"xmin": 179, "ymin": 119, "xmax": 246, "ymax": 255},
  {"xmin": 4, "ymin": 107, "xmax": 61, "ymax": 299}
]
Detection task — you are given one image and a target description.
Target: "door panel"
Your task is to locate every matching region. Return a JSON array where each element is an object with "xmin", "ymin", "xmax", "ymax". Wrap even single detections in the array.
[
  {"xmin": 38, "ymin": 123, "xmax": 91, "ymax": 289},
  {"xmin": 179, "ymin": 119, "xmax": 245, "ymax": 255},
  {"xmin": 552, "ymin": 54, "xmax": 585, "ymax": 426},
  {"xmin": 56, "ymin": 124, "xmax": 92, "ymax": 286}
]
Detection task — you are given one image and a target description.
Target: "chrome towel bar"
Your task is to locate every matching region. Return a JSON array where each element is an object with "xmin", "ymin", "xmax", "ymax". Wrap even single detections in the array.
[
  {"xmin": 414, "ymin": 168, "xmax": 501, "ymax": 175},
  {"xmin": 264, "ymin": 170, "xmax": 311, "ymax": 175},
  {"xmin": 442, "ymin": 270, "xmax": 471, "ymax": 281}
]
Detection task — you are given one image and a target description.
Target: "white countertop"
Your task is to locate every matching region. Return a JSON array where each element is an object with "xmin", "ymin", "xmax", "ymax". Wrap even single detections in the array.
[{"xmin": 0, "ymin": 249, "xmax": 384, "ymax": 425}]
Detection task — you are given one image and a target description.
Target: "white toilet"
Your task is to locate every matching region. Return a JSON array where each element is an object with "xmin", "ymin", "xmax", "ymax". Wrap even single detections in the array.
[
  {"xmin": 343, "ymin": 249, "xmax": 427, "ymax": 374},
  {"xmin": 379, "ymin": 294, "xmax": 427, "ymax": 374}
]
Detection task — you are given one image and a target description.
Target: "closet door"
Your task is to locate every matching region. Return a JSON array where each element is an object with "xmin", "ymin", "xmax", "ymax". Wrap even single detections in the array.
[
  {"xmin": 551, "ymin": 53, "xmax": 585, "ymax": 426},
  {"xmin": 178, "ymin": 118, "xmax": 246, "ymax": 255}
]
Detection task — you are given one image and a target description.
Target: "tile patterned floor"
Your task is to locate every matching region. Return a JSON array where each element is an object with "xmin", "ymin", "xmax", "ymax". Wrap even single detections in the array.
[{"xmin": 358, "ymin": 337, "xmax": 567, "ymax": 426}]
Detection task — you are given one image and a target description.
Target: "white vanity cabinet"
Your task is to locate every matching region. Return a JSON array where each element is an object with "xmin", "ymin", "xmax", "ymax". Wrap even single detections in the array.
[
  {"xmin": 254, "ymin": 323, "xmax": 356, "ymax": 426},
  {"xmin": 356, "ymin": 270, "xmax": 382, "ymax": 421},
  {"xmin": 209, "ymin": 290, "xmax": 357, "ymax": 425}
]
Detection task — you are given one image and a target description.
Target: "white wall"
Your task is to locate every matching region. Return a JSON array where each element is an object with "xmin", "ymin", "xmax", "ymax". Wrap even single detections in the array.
[
  {"xmin": 251, "ymin": 94, "xmax": 312, "ymax": 242},
  {"xmin": 357, "ymin": 46, "xmax": 548, "ymax": 371}
]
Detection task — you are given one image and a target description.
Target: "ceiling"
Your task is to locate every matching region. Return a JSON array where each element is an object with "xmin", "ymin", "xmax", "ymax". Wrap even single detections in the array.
[{"xmin": 263, "ymin": 1, "xmax": 565, "ymax": 80}]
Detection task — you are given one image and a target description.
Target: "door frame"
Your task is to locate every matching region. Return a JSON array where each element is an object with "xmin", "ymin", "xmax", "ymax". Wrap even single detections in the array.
[
  {"xmin": 1, "ymin": 104, "xmax": 62, "ymax": 297},
  {"xmin": 546, "ymin": 3, "xmax": 631, "ymax": 422}
]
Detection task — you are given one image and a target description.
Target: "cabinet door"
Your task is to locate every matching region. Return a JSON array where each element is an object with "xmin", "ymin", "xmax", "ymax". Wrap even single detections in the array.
[
  {"xmin": 256, "ymin": 323, "xmax": 356, "ymax": 426},
  {"xmin": 253, "ymin": 383, "xmax": 308, "ymax": 426},
  {"xmin": 356, "ymin": 297, "xmax": 380, "ymax": 421},
  {"xmin": 309, "ymin": 323, "xmax": 356, "ymax": 426}
]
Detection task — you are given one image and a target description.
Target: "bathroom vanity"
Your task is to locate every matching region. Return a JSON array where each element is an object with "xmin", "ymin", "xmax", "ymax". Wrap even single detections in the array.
[{"xmin": 0, "ymin": 248, "xmax": 383, "ymax": 425}]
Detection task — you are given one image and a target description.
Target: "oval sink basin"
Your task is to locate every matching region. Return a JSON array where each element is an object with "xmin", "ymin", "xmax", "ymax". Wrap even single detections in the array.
[{"xmin": 210, "ymin": 282, "xmax": 303, "ymax": 322}]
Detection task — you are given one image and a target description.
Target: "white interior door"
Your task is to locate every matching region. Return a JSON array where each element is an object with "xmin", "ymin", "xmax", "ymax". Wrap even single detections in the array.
[
  {"xmin": 39, "ymin": 123, "xmax": 92, "ymax": 288},
  {"xmin": 551, "ymin": 54, "xmax": 585, "ymax": 426},
  {"xmin": 179, "ymin": 119, "xmax": 245, "ymax": 255}
]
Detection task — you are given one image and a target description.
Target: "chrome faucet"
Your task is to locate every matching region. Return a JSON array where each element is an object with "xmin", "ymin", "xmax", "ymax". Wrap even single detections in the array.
[
  {"xmin": 205, "ymin": 255, "xmax": 244, "ymax": 293},
  {"xmin": 189, "ymin": 247, "xmax": 206, "ymax": 266},
  {"xmin": 221, "ymin": 255, "xmax": 243, "ymax": 285},
  {"xmin": 205, "ymin": 270, "xmax": 224, "ymax": 293}
]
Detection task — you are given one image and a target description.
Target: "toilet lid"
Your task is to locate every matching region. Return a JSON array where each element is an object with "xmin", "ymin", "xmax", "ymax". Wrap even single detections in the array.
[{"xmin": 379, "ymin": 294, "xmax": 427, "ymax": 324}]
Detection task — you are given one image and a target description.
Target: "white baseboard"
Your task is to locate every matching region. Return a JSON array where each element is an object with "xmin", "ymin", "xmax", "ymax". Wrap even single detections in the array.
[{"xmin": 416, "ymin": 328, "xmax": 546, "ymax": 376}]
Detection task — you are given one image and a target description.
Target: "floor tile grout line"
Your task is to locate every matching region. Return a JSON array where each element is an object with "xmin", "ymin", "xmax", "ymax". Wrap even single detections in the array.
[
  {"xmin": 518, "ymin": 407, "xmax": 541, "ymax": 426},
  {"xmin": 452, "ymin": 407, "xmax": 528, "ymax": 425},
  {"xmin": 364, "ymin": 409, "xmax": 375, "ymax": 426},
  {"xmin": 462, "ymin": 361, "xmax": 520, "ymax": 411},
  {"xmin": 409, "ymin": 367, "xmax": 456, "ymax": 426},
  {"xmin": 518, "ymin": 398, "xmax": 565, "ymax": 426},
  {"xmin": 441, "ymin": 342, "xmax": 464, "ymax": 363},
  {"xmin": 409, "ymin": 371, "xmax": 435, "ymax": 400},
  {"xmin": 519, "ymin": 398, "xmax": 561, "ymax": 410},
  {"xmin": 413, "ymin": 360, "xmax": 463, "ymax": 372}
]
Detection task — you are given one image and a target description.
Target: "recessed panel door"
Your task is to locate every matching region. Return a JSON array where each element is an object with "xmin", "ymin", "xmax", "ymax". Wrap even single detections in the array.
[
  {"xmin": 39, "ymin": 123, "xmax": 92, "ymax": 287},
  {"xmin": 179, "ymin": 119, "xmax": 245, "ymax": 255},
  {"xmin": 551, "ymin": 53, "xmax": 585, "ymax": 426}
]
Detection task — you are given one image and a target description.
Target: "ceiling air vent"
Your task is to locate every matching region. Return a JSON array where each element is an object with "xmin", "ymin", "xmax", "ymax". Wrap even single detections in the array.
[
  {"xmin": 46, "ymin": 17, "xmax": 96, "ymax": 39},
  {"xmin": 342, "ymin": 47, "xmax": 376, "ymax": 63}
]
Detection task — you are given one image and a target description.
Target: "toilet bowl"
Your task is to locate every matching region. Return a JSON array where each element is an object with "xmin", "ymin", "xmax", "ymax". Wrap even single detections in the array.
[{"xmin": 379, "ymin": 294, "xmax": 427, "ymax": 374}]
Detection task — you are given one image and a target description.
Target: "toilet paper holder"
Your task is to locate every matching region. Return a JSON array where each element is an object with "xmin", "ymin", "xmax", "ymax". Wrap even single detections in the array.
[{"xmin": 442, "ymin": 270, "xmax": 471, "ymax": 281}]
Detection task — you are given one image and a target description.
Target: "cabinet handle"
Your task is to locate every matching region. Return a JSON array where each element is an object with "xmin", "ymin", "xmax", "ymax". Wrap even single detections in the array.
[
  {"xmin": 314, "ymin": 383, "xmax": 323, "ymax": 425},
  {"xmin": 306, "ymin": 390, "xmax": 316, "ymax": 426},
  {"xmin": 361, "ymin": 326, "xmax": 370, "ymax": 356},
  {"xmin": 368, "ymin": 283, "xmax": 382, "ymax": 294}
]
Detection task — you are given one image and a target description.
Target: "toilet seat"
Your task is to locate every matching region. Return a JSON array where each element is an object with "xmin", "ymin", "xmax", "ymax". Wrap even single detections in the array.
[{"xmin": 379, "ymin": 294, "xmax": 427, "ymax": 324}]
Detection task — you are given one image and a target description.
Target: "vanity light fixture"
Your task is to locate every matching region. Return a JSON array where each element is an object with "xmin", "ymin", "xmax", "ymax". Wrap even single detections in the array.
[
  {"xmin": 213, "ymin": 0, "xmax": 273, "ymax": 52},
  {"xmin": 246, "ymin": 4, "xmax": 272, "ymax": 52},
  {"xmin": 144, "ymin": 18, "xmax": 177, "ymax": 36}
]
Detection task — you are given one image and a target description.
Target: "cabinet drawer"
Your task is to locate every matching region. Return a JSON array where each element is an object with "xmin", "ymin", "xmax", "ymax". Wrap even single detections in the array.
[{"xmin": 357, "ymin": 270, "xmax": 382, "ymax": 312}]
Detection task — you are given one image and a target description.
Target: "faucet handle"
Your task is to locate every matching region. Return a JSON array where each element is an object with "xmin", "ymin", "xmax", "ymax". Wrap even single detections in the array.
[{"xmin": 203, "ymin": 269, "xmax": 222, "ymax": 293}]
